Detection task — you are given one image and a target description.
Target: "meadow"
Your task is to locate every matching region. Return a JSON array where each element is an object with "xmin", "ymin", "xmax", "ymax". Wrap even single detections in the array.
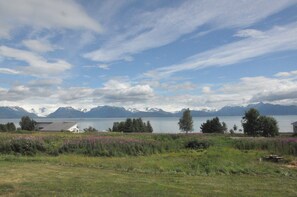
[{"xmin": 0, "ymin": 132, "xmax": 297, "ymax": 196}]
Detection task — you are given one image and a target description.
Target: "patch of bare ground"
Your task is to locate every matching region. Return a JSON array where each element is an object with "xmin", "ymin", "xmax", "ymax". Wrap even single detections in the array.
[{"xmin": 285, "ymin": 161, "xmax": 297, "ymax": 169}]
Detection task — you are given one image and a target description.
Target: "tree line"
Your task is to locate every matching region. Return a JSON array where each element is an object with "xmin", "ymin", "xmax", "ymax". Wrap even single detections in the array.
[
  {"xmin": 0, "ymin": 122, "xmax": 16, "ymax": 132},
  {"xmin": 0, "ymin": 116, "xmax": 36, "ymax": 132},
  {"xmin": 178, "ymin": 108, "xmax": 279, "ymax": 136},
  {"xmin": 110, "ymin": 118, "xmax": 153, "ymax": 133}
]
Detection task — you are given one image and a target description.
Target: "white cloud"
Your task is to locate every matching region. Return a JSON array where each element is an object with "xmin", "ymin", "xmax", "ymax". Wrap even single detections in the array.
[
  {"xmin": 84, "ymin": 0, "xmax": 296, "ymax": 62},
  {"xmin": 95, "ymin": 79, "xmax": 154, "ymax": 103},
  {"xmin": 234, "ymin": 29, "xmax": 265, "ymax": 38},
  {"xmin": 1, "ymin": 69, "xmax": 297, "ymax": 112},
  {"xmin": 145, "ymin": 23, "xmax": 297, "ymax": 78},
  {"xmin": 97, "ymin": 64, "xmax": 110, "ymax": 70},
  {"xmin": 0, "ymin": 68, "xmax": 20, "ymax": 75},
  {"xmin": 22, "ymin": 39, "xmax": 56, "ymax": 53},
  {"xmin": 28, "ymin": 78, "xmax": 63, "ymax": 87},
  {"xmin": 0, "ymin": 0, "xmax": 101, "ymax": 39},
  {"xmin": 274, "ymin": 70, "xmax": 297, "ymax": 77},
  {"xmin": 0, "ymin": 46, "xmax": 72, "ymax": 76},
  {"xmin": 221, "ymin": 75, "xmax": 297, "ymax": 104},
  {"xmin": 202, "ymin": 86, "xmax": 212, "ymax": 94}
]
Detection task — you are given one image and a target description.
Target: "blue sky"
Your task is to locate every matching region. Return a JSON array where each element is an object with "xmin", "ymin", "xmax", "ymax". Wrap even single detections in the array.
[{"xmin": 0, "ymin": 0, "xmax": 297, "ymax": 115}]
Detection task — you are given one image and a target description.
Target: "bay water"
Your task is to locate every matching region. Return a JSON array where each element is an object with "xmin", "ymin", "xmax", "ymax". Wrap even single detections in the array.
[{"xmin": 0, "ymin": 115, "xmax": 296, "ymax": 133}]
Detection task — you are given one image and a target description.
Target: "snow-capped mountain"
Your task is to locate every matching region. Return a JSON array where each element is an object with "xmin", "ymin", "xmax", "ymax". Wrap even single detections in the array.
[
  {"xmin": 47, "ymin": 107, "xmax": 85, "ymax": 118},
  {"xmin": 1, "ymin": 103, "xmax": 297, "ymax": 119},
  {"xmin": 127, "ymin": 108, "xmax": 140, "ymax": 113},
  {"xmin": 30, "ymin": 107, "xmax": 52, "ymax": 117},
  {"xmin": 143, "ymin": 107, "xmax": 163, "ymax": 112},
  {"xmin": 0, "ymin": 106, "xmax": 37, "ymax": 118}
]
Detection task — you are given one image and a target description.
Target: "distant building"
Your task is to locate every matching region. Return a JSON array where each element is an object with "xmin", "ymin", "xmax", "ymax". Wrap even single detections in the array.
[
  {"xmin": 36, "ymin": 122, "xmax": 80, "ymax": 133},
  {"xmin": 292, "ymin": 121, "xmax": 297, "ymax": 133}
]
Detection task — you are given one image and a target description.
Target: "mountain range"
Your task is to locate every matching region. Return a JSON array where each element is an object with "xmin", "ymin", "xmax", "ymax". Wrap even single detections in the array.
[{"xmin": 1, "ymin": 103, "xmax": 297, "ymax": 119}]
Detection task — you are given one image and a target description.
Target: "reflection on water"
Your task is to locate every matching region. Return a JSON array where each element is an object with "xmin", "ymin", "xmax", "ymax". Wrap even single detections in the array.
[{"xmin": 0, "ymin": 115, "xmax": 296, "ymax": 133}]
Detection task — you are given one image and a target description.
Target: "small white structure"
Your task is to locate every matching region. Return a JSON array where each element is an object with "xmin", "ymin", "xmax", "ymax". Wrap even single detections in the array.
[
  {"xmin": 292, "ymin": 121, "xmax": 297, "ymax": 134},
  {"xmin": 36, "ymin": 122, "xmax": 81, "ymax": 133}
]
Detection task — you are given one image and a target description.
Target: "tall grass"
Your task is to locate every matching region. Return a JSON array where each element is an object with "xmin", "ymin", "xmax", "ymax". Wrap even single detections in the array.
[
  {"xmin": 0, "ymin": 133, "xmax": 211, "ymax": 156},
  {"xmin": 59, "ymin": 136, "xmax": 163, "ymax": 156},
  {"xmin": 0, "ymin": 137, "xmax": 46, "ymax": 156},
  {"xmin": 233, "ymin": 138, "xmax": 297, "ymax": 156}
]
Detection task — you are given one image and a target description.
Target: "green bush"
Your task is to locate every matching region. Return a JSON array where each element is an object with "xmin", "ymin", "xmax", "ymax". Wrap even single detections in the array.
[
  {"xmin": 0, "ymin": 123, "xmax": 16, "ymax": 132},
  {"xmin": 185, "ymin": 140, "xmax": 211, "ymax": 150},
  {"xmin": 0, "ymin": 138, "xmax": 46, "ymax": 156},
  {"xmin": 200, "ymin": 117, "xmax": 227, "ymax": 133}
]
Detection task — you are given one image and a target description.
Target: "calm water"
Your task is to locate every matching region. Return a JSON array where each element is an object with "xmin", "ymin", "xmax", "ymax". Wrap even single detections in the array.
[{"xmin": 0, "ymin": 116, "xmax": 296, "ymax": 133}]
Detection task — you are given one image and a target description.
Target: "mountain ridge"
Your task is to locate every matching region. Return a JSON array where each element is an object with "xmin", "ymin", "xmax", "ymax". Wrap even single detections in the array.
[{"xmin": 1, "ymin": 103, "xmax": 297, "ymax": 119}]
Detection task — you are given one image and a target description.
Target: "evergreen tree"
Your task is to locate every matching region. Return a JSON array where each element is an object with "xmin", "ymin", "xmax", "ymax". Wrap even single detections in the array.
[
  {"xmin": 178, "ymin": 109, "xmax": 193, "ymax": 134},
  {"xmin": 19, "ymin": 116, "xmax": 36, "ymax": 131},
  {"xmin": 110, "ymin": 118, "xmax": 153, "ymax": 133},
  {"xmin": 200, "ymin": 117, "xmax": 226, "ymax": 133},
  {"xmin": 124, "ymin": 118, "xmax": 133, "ymax": 132},
  {"xmin": 147, "ymin": 121, "xmax": 153, "ymax": 133}
]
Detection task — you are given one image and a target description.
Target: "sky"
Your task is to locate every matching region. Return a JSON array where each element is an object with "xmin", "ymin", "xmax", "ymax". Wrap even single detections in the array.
[{"xmin": 0, "ymin": 0, "xmax": 297, "ymax": 115}]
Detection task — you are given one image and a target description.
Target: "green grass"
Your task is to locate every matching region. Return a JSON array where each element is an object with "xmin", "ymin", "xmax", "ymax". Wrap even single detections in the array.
[{"xmin": 0, "ymin": 132, "xmax": 296, "ymax": 196}]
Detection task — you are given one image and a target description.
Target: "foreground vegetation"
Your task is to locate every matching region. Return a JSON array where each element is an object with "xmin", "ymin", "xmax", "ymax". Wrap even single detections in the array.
[{"xmin": 0, "ymin": 132, "xmax": 296, "ymax": 196}]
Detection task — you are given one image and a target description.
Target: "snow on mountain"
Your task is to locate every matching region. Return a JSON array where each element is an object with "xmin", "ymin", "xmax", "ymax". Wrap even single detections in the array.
[
  {"xmin": 143, "ymin": 107, "xmax": 163, "ymax": 112},
  {"xmin": 30, "ymin": 107, "xmax": 54, "ymax": 117},
  {"xmin": 127, "ymin": 108, "xmax": 140, "ymax": 113},
  {"xmin": 78, "ymin": 108, "xmax": 89, "ymax": 113}
]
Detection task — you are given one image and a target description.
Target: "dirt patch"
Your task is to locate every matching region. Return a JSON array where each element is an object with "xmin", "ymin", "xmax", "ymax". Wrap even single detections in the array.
[{"xmin": 285, "ymin": 161, "xmax": 297, "ymax": 169}]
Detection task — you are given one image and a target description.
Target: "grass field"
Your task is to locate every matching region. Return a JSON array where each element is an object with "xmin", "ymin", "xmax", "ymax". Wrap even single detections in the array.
[{"xmin": 0, "ymin": 132, "xmax": 296, "ymax": 196}]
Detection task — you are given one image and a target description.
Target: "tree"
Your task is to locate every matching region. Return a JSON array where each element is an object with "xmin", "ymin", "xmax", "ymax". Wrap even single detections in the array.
[
  {"xmin": 110, "ymin": 118, "xmax": 153, "ymax": 133},
  {"xmin": 258, "ymin": 116, "xmax": 279, "ymax": 137},
  {"xmin": 200, "ymin": 117, "xmax": 226, "ymax": 133},
  {"xmin": 178, "ymin": 109, "xmax": 193, "ymax": 134},
  {"xmin": 233, "ymin": 124, "xmax": 238, "ymax": 132},
  {"xmin": 146, "ymin": 121, "xmax": 153, "ymax": 133},
  {"xmin": 124, "ymin": 118, "xmax": 133, "ymax": 132},
  {"xmin": 242, "ymin": 108, "xmax": 279, "ymax": 137},
  {"xmin": 222, "ymin": 122, "xmax": 228, "ymax": 133},
  {"xmin": 241, "ymin": 108, "xmax": 260, "ymax": 136},
  {"xmin": 6, "ymin": 122, "xmax": 16, "ymax": 132},
  {"xmin": 19, "ymin": 116, "xmax": 36, "ymax": 131}
]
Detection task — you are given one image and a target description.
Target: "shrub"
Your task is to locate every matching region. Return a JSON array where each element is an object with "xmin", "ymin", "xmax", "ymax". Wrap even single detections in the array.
[
  {"xmin": 0, "ymin": 137, "xmax": 46, "ymax": 156},
  {"xmin": 200, "ymin": 117, "xmax": 227, "ymax": 133},
  {"xmin": 84, "ymin": 126, "xmax": 98, "ymax": 133},
  {"xmin": 185, "ymin": 140, "xmax": 211, "ymax": 149},
  {"xmin": 0, "ymin": 123, "xmax": 16, "ymax": 132}
]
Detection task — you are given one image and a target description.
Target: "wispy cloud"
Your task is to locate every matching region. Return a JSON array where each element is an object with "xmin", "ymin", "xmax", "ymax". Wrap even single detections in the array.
[
  {"xmin": 0, "ymin": 46, "xmax": 72, "ymax": 76},
  {"xmin": 145, "ymin": 22, "xmax": 297, "ymax": 78},
  {"xmin": 0, "ymin": 68, "xmax": 20, "ymax": 75},
  {"xmin": 94, "ymin": 79, "xmax": 154, "ymax": 103},
  {"xmin": 234, "ymin": 29, "xmax": 265, "ymax": 38},
  {"xmin": 275, "ymin": 70, "xmax": 297, "ymax": 77},
  {"xmin": 84, "ymin": 0, "xmax": 296, "ymax": 63},
  {"xmin": 0, "ymin": 0, "xmax": 102, "ymax": 39},
  {"xmin": 22, "ymin": 39, "xmax": 58, "ymax": 53}
]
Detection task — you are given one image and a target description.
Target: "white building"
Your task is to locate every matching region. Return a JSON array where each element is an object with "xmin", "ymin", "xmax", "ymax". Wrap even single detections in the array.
[{"xmin": 36, "ymin": 122, "xmax": 81, "ymax": 133}]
